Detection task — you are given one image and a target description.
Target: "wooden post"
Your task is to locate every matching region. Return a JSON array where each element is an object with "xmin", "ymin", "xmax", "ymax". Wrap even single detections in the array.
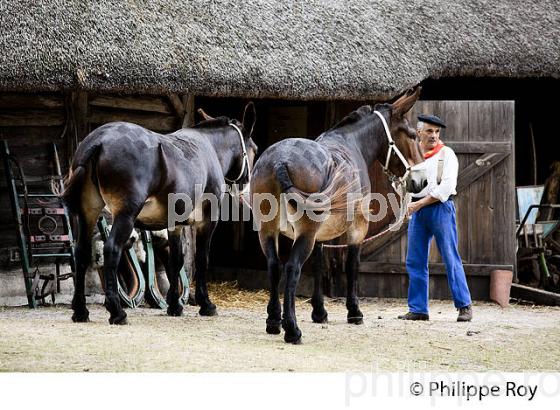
[
  {"xmin": 182, "ymin": 95, "xmax": 195, "ymax": 128},
  {"xmin": 66, "ymin": 91, "xmax": 89, "ymax": 167}
]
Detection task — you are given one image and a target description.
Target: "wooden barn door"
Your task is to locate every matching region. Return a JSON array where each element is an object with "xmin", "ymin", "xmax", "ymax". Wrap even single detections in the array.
[{"xmin": 358, "ymin": 101, "xmax": 515, "ymax": 300}]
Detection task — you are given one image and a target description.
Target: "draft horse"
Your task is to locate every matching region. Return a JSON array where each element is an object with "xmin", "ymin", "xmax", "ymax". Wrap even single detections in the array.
[
  {"xmin": 250, "ymin": 88, "xmax": 426, "ymax": 343},
  {"xmin": 62, "ymin": 103, "xmax": 257, "ymax": 324}
]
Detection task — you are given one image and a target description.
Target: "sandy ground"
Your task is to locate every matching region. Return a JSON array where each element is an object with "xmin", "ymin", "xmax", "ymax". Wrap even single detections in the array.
[{"xmin": 1, "ymin": 284, "xmax": 560, "ymax": 372}]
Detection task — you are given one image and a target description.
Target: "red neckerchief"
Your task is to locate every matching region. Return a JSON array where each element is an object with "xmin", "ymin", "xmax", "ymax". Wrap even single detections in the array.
[{"xmin": 423, "ymin": 143, "xmax": 445, "ymax": 159}]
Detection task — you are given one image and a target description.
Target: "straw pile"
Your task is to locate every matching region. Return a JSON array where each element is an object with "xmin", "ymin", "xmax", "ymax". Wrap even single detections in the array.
[{"xmin": 206, "ymin": 281, "xmax": 310, "ymax": 309}]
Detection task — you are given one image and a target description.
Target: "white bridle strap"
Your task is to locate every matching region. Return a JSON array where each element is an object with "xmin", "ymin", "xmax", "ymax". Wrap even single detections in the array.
[
  {"xmin": 225, "ymin": 123, "xmax": 250, "ymax": 185},
  {"xmin": 373, "ymin": 110, "xmax": 412, "ymax": 184}
]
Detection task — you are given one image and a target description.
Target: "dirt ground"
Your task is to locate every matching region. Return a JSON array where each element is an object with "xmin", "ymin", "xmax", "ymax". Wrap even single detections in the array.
[{"xmin": 1, "ymin": 283, "xmax": 559, "ymax": 372}]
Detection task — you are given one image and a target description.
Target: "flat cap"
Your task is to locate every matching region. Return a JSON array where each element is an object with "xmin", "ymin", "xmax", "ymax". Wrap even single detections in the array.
[{"xmin": 417, "ymin": 114, "xmax": 446, "ymax": 128}]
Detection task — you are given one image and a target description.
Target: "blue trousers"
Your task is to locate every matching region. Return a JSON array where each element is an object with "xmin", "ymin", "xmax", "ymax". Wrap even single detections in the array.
[{"xmin": 406, "ymin": 200, "xmax": 472, "ymax": 314}]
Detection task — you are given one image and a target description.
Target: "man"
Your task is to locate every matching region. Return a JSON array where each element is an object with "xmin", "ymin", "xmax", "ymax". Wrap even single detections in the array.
[{"xmin": 398, "ymin": 114, "xmax": 473, "ymax": 322}]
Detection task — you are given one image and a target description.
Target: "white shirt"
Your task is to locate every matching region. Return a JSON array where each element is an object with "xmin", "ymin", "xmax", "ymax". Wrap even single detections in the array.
[{"xmin": 411, "ymin": 145, "xmax": 458, "ymax": 202}]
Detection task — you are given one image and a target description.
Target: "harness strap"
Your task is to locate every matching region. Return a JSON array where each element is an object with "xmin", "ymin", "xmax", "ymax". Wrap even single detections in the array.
[
  {"xmin": 373, "ymin": 111, "xmax": 412, "ymax": 184},
  {"xmin": 225, "ymin": 123, "xmax": 249, "ymax": 184},
  {"xmin": 437, "ymin": 148, "xmax": 445, "ymax": 185},
  {"xmin": 225, "ymin": 123, "xmax": 252, "ymax": 203}
]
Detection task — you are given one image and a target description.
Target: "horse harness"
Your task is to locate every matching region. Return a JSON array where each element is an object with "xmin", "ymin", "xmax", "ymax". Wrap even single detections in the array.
[
  {"xmin": 224, "ymin": 122, "xmax": 251, "ymax": 198},
  {"xmin": 373, "ymin": 110, "xmax": 413, "ymax": 186}
]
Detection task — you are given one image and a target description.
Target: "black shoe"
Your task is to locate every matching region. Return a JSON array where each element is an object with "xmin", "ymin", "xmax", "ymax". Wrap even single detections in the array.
[
  {"xmin": 397, "ymin": 312, "xmax": 429, "ymax": 321},
  {"xmin": 457, "ymin": 305, "xmax": 473, "ymax": 322}
]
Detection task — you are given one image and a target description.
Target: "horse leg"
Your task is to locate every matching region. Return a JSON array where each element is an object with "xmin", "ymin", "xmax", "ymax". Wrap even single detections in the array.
[
  {"xmin": 346, "ymin": 244, "xmax": 363, "ymax": 324},
  {"xmin": 259, "ymin": 233, "xmax": 282, "ymax": 334},
  {"xmin": 310, "ymin": 244, "xmax": 328, "ymax": 324},
  {"xmin": 166, "ymin": 227, "xmax": 184, "ymax": 316},
  {"xmin": 195, "ymin": 221, "xmax": 218, "ymax": 316},
  {"xmin": 283, "ymin": 235, "xmax": 315, "ymax": 344},
  {"xmin": 71, "ymin": 210, "xmax": 98, "ymax": 322},
  {"xmin": 103, "ymin": 214, "xmax": 135, "ymax": 325}
]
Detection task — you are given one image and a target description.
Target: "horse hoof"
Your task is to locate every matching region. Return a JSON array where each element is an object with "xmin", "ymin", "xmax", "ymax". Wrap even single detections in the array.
[
  {"xmin": 284, "ymin": 331, "xmax": 303, "ymax": 345},
  {"xmin": 266, "ymin": 324, "xmax": 281, "ymax": 335},
  {"xmin": 167, "ymin": 305, "xmax": 184, "ymax": 317},
  {"xmin": 114, "ymin": 316, "xmax": 128, "ymax": 325},
  {"xmin": 312, "ymin": 311, "xmax": 328, "ymax": 324},
  {"xmin": 109, "ymin": 312, "xmax": 128, "ymax": 325},
  {"xmin": 71, "ymin": 311, "xmax": 90, "ymax": 323},
  {"xmin": 347, "ymin": 316, "xmax": 364, "ymax": 325},
  {"xmin": 199, "ymin": 304, "xmax": 217, "ymax": 316}
]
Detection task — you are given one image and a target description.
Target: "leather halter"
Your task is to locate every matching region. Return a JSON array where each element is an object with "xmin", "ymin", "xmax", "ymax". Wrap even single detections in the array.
[
  {"xmin": 224, "ymin": 122, "xmax": 250, "ymax": 186},
  {"xmin": 373, "ymin": 110, "xmax": 412, "ymax": 186}
]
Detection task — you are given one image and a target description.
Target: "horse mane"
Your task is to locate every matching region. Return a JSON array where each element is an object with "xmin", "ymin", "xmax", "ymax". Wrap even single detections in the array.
[
  {"xmin": 193, "ymin": 116, "xmax": 230, "ymax": 129},
  {"xmin": 330, "ymin": 105, "xmax": 374, "ymax": 131},
  {"xmin": 329, "ymin": 103, "xmax": 394, "ymax": 132}
]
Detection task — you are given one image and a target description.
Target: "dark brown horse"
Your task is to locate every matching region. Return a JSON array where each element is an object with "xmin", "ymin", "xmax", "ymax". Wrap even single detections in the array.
[
  {"xmin": 62, "ymin": 103, "xmax": 257, "ymax": 324},
  {"xmin": 250, "ymin": 88, "xmax": 425, "ymax": 343}
]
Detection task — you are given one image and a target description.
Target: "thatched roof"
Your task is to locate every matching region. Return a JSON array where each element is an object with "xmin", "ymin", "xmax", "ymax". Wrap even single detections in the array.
[{"xmin": 1, "ymin": 0, "xmax": 558, "ymax": 100}]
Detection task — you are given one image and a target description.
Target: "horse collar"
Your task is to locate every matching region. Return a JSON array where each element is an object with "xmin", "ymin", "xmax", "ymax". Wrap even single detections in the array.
[{"xmin": 373, "ymin": 110, "xmax": 412, "ymax": 185}]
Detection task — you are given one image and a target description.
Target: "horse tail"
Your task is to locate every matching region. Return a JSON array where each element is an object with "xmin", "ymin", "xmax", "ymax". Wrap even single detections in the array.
[
  {"xmin": 60, "ymin": 143, "xmax": 101, "ymax": 215},
  {"xmin": 273, "ymin": 159, "xmax": 360, "ymax": 214},
  {"xmin": 273, "ymin": 162, "xmax": 296, "ymax": 194}
]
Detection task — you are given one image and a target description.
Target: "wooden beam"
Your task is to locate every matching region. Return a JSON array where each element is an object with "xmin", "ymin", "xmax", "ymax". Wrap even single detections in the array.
[
  {"xmin": 361, "ymin": 151, "xmax": 510, "ymax": 258},
  {"xmin": 89, "ymin": 95, "xmax": 172, "ymax": 114},
  {"xmin": 0, "ymin": 110, "xmax": 65, "ymax": 126},
  {"xmin": 510, "ymin": 283, "xmax": 560, "ymax": 306},
  {"xmin": 65, "ymin": 91, "xmax": 90, "ymax": 166},
  {"xmin": 445, "ymin": 141, "xmax": 512, "ymax": 154},
  {"xmin": 167, "ymin": 93, "xmax": 185, "ymax": 118},
  {"xmin": 0, "ymin": 94, "xmax": 64, "ymax": 109},
  {"xmin": 456, "ymin": 152, "xmax": 508, "ymax": 192},
  {"xmin": 88, "ymin": 111, "xmax": 178, "ymax": 132},
  {"xmin": 359, "ymin": 261, "xmax": 513, "ymax": 276},
  {"xmin": 182, "ymin": 94, "xmax": 195, "ymax": 127}
]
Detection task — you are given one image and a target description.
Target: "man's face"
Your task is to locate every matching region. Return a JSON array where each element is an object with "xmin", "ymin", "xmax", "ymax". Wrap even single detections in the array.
[{"xmin": 417, "ymin": 123, "xmax": 441, "ymax": 151}]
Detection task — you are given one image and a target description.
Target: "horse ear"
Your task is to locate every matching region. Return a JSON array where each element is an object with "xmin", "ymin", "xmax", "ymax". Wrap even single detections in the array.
[
  {"xmin": 197, "ymin": 108, "xmax": 215, "ymax": 121},
  {"xmin": 392, "ymin": 86, "xmax": 421, "ymax": 117},
  {"xmin": 242, "ymin": 101, "xmax": 256, "ymax": 137}
]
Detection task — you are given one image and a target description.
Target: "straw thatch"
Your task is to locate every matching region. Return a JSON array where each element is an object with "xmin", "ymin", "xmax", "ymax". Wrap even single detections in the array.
[{"xmin": 1, "ymin": 0, "xmax": 558, "ymax": 99}]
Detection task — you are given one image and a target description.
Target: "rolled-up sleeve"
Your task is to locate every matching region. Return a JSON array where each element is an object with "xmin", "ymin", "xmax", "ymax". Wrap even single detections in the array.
[{"xmin": 428, "ymin": 148, "xmax": 458, "ymax": 203}]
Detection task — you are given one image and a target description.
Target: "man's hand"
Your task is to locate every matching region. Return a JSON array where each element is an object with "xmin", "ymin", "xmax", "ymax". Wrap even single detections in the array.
[
  {"xmin": 407, "ymin": 195, "xmax": 440, "ymax": 216},
  {"xmin": 407, "ymin": 201, "xmax": 421, "ymax": 217}
]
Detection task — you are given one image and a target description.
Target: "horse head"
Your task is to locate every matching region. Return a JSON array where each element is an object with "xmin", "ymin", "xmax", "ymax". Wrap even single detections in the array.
[
  {"xmin": 375, "ymin": 86, "xmax": 427, "ymax": 194},
  {"xmin": 195, "ymin": 103, "xmax": 258, "ymax": 191},
  {"xmin": 210, "ymin": 102, "xmax": 258, "ymax": 201}
]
